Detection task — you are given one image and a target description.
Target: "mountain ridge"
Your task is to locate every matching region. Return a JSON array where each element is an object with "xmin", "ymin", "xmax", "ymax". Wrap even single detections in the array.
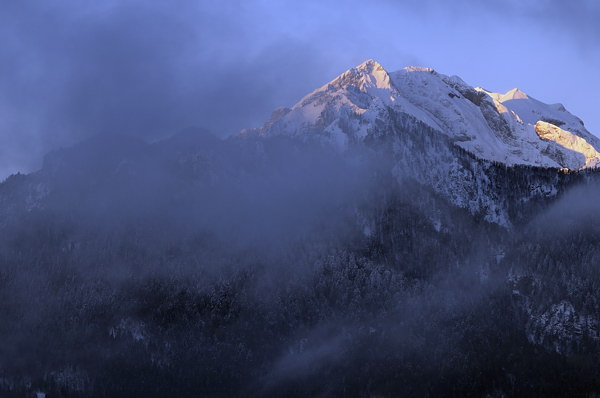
[
  {"xmin": 1, "ymin": 60, "xmax": 600, "ymax": 397},
  {"xmin": 243, "ymin": 59, "xmax": 600, "ymax": 171},
  {"xmin": 236, "ymin": 60, "xmax": 600, "ymax": 226}
]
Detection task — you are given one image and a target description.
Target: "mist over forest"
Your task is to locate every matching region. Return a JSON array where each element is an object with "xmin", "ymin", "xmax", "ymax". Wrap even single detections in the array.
[
  {"xmin": 0, "ymin": 125, "xmax": 599, "ymax": 397},
  {"xmin": 2, "ymin": 1, "xmax": 600, "ymax": 397}
]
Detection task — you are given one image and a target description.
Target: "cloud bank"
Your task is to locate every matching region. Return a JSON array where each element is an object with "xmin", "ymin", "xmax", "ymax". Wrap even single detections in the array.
[{"xmin": 0, "ymin": 0, "xmax": 598, "ymax": 178}]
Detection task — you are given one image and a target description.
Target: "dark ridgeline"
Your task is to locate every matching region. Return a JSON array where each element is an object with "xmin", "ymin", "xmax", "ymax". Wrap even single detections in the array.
[{"xmin": 0, "ymin": 121, "xmax": 599, "ymax": 397}]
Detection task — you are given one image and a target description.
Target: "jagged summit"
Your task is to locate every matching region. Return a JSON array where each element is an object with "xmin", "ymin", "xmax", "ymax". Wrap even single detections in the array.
[
  {"xmin": 482, "ymin": 87, "xmax": 530, "ymax": 103},
  {"xmin": 247, "ymin": 59, "xmax": 600, "ymax": 171},
  {"xmin": 319, "ymin": 58, "xmax": 392, "ymax": 94},
  {"xmin": 356, "ymin": 58, "xmax": 385, "ymax": 71},
  {"xmin": 237, "ymin": 58, "xmax": 600, "ymax": 225},
  {"xmin": 504, "ymin": 87, "xmax": 529, "ymax": 100}
]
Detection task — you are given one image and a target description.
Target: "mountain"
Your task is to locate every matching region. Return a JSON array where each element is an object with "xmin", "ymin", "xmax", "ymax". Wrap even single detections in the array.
[
  {"xmin": 1, "ymin": 61, "xmax": 600, "ymax": 397},
  {"xmin": 243, "ymin": 59, "xmax": 600, "ymax": 226},
  {"xmin": 245, "ymin": 59, "xmax": 600, "ymax": 170}
]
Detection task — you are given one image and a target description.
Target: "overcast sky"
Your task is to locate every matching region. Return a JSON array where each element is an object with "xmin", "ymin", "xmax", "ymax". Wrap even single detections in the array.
[{"xmin": 1, "ymin": 0, "xmax": 598, "ymax": 178}]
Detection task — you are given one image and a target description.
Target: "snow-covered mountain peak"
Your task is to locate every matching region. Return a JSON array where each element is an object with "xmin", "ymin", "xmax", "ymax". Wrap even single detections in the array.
[
  {"xmin": 505, "ymin": 87, "xmax": 528, "ymax": 100},
  {"xmin": 325, "ymin": 58, "xmax": 392, "ymax": 93},
  {"xmin": 246, "ymin": 59, "xmax": 600, "ymax": 170},
  {"xmin": 475, "ymin": 86, "xmax": 600, "ymax": 169},
  {"xmin": 356, "ymin": 58, "xmax": 385, "ymax": 71},
  {"xmin": 493, "ymin": 87, "xmax": 530, "ymax": 102},
  {"xmin": 475, "ymin": 87, "xmax": 529, "ymax": 103}
]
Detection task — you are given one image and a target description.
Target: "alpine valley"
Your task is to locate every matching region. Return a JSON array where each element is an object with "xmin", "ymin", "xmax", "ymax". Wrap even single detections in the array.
[{"xmin": 1, "ymin": 60, "xmax": 600, "ymax": 397}]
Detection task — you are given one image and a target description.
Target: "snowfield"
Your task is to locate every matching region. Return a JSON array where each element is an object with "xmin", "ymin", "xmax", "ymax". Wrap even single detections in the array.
[
  {"xmin": 247, "ymin": 59, "xmax": 600, "ymax": 170},
  {"xmin": 241, "ymin": 59, "xmax": 600, "ymax": 226}
]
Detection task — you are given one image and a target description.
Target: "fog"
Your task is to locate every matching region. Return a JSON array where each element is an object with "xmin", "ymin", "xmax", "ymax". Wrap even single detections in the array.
[
  {"xmin": 1, "ymin": 1, "xmax": 600, "ymax": 396},
  {"xmin": 528, "ymin": 180, "xmax": 600, "ymax": 234},
  {"xmin": 1, "ymin": 120, "xmax": 539, "ymax": 397},
  {"xmin": 1, "ymin": 0, "xmax": 599, "ymax": 178},
  {"xmin": 0, "ymin": 121, "xmax": 522, "ymax": 395}
]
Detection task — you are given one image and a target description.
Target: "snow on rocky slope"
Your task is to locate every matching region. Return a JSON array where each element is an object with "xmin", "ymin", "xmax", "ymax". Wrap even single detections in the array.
[
  {"xmin": 245, "ymin": 59, "xmax": 600, "ymax": 170},
  {"xmin": 241, "ymin": 59, "xmax": 598, "ymax": 226}
]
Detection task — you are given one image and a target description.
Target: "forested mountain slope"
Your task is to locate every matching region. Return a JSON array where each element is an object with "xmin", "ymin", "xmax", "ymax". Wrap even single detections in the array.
[{"xmin": 1, "ymin": 61, "xmax": 600, "ymax": 397}]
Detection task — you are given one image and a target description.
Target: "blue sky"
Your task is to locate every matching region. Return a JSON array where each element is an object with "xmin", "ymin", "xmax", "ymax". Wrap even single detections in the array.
[{"xmin": 1, "ymin": 0, "xmax": 598, "ymax": 178}]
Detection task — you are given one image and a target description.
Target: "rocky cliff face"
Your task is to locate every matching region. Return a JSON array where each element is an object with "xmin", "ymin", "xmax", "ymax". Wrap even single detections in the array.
[{"xmin": 242, "ymin": 60, "xmax": 600, "ymax": 226}]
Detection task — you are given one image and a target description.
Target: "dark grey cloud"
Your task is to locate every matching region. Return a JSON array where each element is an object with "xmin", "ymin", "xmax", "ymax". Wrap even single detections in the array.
[
  {"xmin": 0, "ymin": 1, "xmax": 334, "ymax": 177},
  {"xmin": 1, "ymin": 0, "xmax": 598, "ymax": 178}
]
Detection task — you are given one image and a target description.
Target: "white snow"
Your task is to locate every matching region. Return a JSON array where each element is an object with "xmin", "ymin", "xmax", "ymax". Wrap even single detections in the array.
[
  {"xmin": 534, "ymin": 121, "xmax": 600, "ymax": 168},
  {"xmin": 476, "ymin": 87, "xmax": 600, "ymax": 169},
  {"xmin": 253, "ymin": 59, "xmax": 600, "ymax": 171},
  {"xmin": 244, "ymin": 59, "xmax": 600, "ymax": 225},
  {"xmin": 486, "ymin": 87, "xmax": 529, "ymax": 102}
]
